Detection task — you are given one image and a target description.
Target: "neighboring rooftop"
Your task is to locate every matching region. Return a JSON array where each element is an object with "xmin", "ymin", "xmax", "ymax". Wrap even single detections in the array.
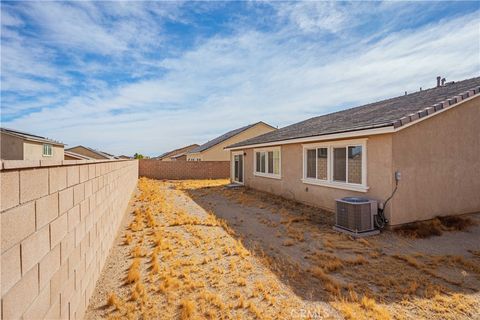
[
  {"xmin": 190, "ymin": 121, "xmax": 276, "ymax": 153},
  {"xmin": 228, "ymin": 76, "xmax": 480, "ymax": 148},
  {"xmin": 64, "ymin": 150, "xmax": 93, "ymax": 160},
  {"xmin": 0, "ymin": 127, "xmax": 64, "ymax": 146},
  {"xmin": 66, "ymin": 145, "xmax": 115, "ymax": 159},
  {"xmin": 154, "ymin": 144, "xmax": 199, "ymax": 160}
]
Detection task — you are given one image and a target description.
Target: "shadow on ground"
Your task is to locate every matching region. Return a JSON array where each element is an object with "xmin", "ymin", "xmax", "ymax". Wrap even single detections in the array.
[{"xmin": 183, "ymin": 184, "xmax": 480, "ymax": 318}]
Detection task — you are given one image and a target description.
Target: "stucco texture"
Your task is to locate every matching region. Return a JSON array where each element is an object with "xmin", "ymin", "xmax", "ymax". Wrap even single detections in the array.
[
  {"xmin": 390, "ymin": 96, "xmax": 480, "ymax": 225},
  {"xmin": 242, "ymin": 134, "xmax": 393, "ymax": 217},
  {"xmin": 1, "ymin": 133, "xmax": 64, "ymax": 161},
  {"xmin": 235, "ymin": 96, "xmax": 479, "ymax": 226}
]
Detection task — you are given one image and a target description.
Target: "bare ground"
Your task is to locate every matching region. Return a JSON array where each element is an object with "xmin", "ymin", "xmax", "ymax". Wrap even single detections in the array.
[{"xmin": 85, "ymin": 179, "xmax": 480, "ymax": 320}]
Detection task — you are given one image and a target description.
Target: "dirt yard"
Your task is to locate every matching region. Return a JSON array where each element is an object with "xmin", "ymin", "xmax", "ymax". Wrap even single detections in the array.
[{"xmin": 85, "ymin": 178, "xmax": 480, "ymax": 320}]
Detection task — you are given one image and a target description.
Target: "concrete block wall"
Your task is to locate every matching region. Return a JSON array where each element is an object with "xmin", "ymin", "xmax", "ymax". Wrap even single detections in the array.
[
  {"xmin": 139, "ymin": 159, "xmax": 230, "ymax": 180},
  {"xmin": 1, "ymin": 159, "xmax": 138, "ymax": 320}
]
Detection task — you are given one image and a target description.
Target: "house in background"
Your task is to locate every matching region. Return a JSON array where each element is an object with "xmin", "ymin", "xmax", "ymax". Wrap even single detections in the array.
[
  {"xmin": 187, "ymin": 122, "xmax": 276, "ymax": 161},
  {"xmin": 0, "ymin": 127, "xmax": 64, "ymax": 160},
  {"xmin": 66, "ymin": 145, "xmax": 115, "ymax": 160},
  {"xmin": 226, "ymin": 77, "xmax": 480, "ymax": 226},
  {"xmin": 64, "ymin": 150, "xmax": 93, "ymax": 160},
  {"xmin": 154, "ymin": 144, "xmax": 199, "ymax": 161}
]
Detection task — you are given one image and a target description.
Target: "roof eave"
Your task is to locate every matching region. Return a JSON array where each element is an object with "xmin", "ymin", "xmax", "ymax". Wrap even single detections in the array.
[
  {"xmin": 225, "ymin": 125, "xmax": 394, "ymax": 150},
  {"xmin": 226, "ymin": 90, "xmax": 480, "ymax": 151}
]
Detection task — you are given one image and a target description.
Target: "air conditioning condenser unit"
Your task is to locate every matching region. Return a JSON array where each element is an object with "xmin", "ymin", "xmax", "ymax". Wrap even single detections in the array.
[{"xmin": 333, "ymin": 197, "xmax": 380, "ymax": 237}]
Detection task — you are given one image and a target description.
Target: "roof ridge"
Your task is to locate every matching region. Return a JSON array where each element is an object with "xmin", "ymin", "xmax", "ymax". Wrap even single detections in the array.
[
  {"xmin": 393, "ymin": 84, "xmax": 480, "ymax": 128},
  {"xmin": 189, "ymin": 121, "xmax": 274, "ymax": 153},
  {"xmin": 226, "ymin": 76, "xmax": 480, "ymax": 149}
]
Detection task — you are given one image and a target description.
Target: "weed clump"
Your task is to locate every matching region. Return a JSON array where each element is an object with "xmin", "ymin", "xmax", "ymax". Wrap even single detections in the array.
[{"xmin": 395, "ymin": 215, "xmax": 475, "ymax": 238}]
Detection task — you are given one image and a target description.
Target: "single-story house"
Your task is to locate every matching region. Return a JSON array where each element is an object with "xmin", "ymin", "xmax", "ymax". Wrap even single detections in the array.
[
  {"xmin": 154, "ymin": 144, "xmax": 199, "ymax": 161},
  {"xmin": 226, "ymin": 77, "xmax": 480, "ymax": 226},
  {"xmin": 66, "ymin": 145, "xmax": 115, "ymax": 160},
  {"xmin": 0, "ymin": 127, "xmax": 64, "ymax": 160},
  {"xmin": 187, "ymin": 122, "xmax": 276, "ymax": 161}
]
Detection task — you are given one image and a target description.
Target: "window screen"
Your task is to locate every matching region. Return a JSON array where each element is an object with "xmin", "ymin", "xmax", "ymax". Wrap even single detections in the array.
[
  {"xmin": 333, "ymin": 147, "xmax": 346, "ymax": 182},
  {"xmin": 317, "ymin": 148, "xmax": 328, "ymax": 180},
  {"xmin": 306, "ymin": 149, "xmax": 316, "ymax": 178},
  {"xmin": 348, "ymin": 146, "xmax": 362, "ymax": 184}
]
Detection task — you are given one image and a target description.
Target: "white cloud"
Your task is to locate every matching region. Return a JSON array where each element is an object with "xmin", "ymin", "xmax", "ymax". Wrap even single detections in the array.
[
  {"xmin": 2, "ymin": 3, "xmax": 479, "ymax": 156},
  {"xmin": 276, "ymin": 2, "xmax": 350, "ymax": 33}
]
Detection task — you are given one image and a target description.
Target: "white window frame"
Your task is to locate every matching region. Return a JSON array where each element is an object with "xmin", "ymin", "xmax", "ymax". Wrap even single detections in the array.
[
  {"xmin": 42, "ymin": 144, "xmax": 53, "ymax": 157},
  {"xmin": 302, "ymin": 138, "xmax": 368, "ymax": 192},
  {"xmin": 253, "ymin": 147, "xmax": 281, "ymax": 179},
  {"xmin": 231, "ymin": 151, "xmax": 245, "ymax": 185}
]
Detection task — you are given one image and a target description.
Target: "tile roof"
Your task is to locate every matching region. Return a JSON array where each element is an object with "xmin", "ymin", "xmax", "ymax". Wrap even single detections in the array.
[
  {"xmin": 0, "ymin": 127, "xmax": 64, "ymax": 146},
  {"xmin": 228, "ymin": 77, "xmax": 480, "ymax": 148},
  {"xmin": 154, "ymin": 144, "xmax": 199, "ymax": 160},
  {"xmin": 189, "ymin": 121, "xmax": 275, "ymax": 153}
]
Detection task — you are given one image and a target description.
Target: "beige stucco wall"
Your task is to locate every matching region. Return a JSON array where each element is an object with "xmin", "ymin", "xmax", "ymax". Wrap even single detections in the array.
[
  {"xmin": 187, "ymin": 123, "xmax": 276, "ymax": 161},
  {"xmin": 0, "ymin": 133, "xmax": 24, "ymax": 160},
  {"xmin": 389, "ymin": 96, "xmax": 480, "ymax": 225},
  {"xmin": 235, "ymin": 96, "xmax": 480, "ymax": 226},
  {"xmin": 239, "ymin": 134, "xmax": 394, "ymax": 218},
  {"xmin": 24, "ymin": 141, "xmax": 64, "ymax": 161},
  {"xmin": 1, "ymin": 133, "xmax": 64, "ymax": 161},
  {"xmin": 67, "ymin": 146, "xmax": 108, "ymax": 160}
]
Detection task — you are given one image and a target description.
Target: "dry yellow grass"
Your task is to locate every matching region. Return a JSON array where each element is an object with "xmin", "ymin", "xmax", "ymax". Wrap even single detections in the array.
[
  {"xmin": 96, "ymin": 178, "xmax": 479, "ymax": 320},
  {"xmin": 125, "ymin": 258, "xmax": 141, "ymax": 284},
  {"xmin": 179, "ymin": 299, "xmax": 196, "ymax": 319}
]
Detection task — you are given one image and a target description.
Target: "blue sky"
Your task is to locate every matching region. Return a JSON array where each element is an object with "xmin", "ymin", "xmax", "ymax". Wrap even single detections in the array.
[{"xmin": 1, "ymin": 1, "xmax": 479, "ymax": 156}]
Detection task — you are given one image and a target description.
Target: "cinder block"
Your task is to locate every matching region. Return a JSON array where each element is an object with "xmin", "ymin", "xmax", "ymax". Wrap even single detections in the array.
[
  {"xmin": 23, "ymin": 282, "xmax": 51, "ymax": 320},
  {"xmin": 68, "ymin": 287, "xmax": 82, "ymax": 320},
  {"xmin": 50, "ymin": 213, "xmax": 68, "ymax": 249},
  {"xmin": 21, "ymin": 225, "xmax": 50, "ymax": 275},
  {"xmin": 68, "ymin": 205, "xmax": 81, "ymax": 232},
  {"xmin": 75, "ymin": 220, "xmax": 86, "ymax": 247},
  {"xmin": 88, "ymin": 164, "xmax": 95, "ymax": 179},
  {"xmin": 84, "ymin": 180, "xmax": 92, "ymax": 198},
  {"xmin": 36, "ymin": 192, "xmax": 59, "ymax": 230},
  {"xmin": 2, "ymin": 160, "xmax": 39, "ymax": 169},
  {"xmin": 39, "ymin": 244, "xmax": 60, "ymax": 289},
  {"xmin": 60, "ymin": 230, "xmax": 75, "ymax": 264},
  {"xmin": 80, "ymin": 199, "xmax": 90, "ymax": 221},
  {"xmin": 79, "ymin": 165, "xmax": 89, "ymax": 183},
  {"xmin": 68, "ymin": 245, "xmax": 82, "ymax": 280},
  {"xmin": 75, "ymin": 292, "xmax": 87, "ymax": 320},
  {"xmin": 49, "ymin": 166, "xmax": 67, "ymax": 193},
  {"xmin": 59, "ymin": 275, "xmax": 74, "ymax": 318},
  {"xmin": 20, "ymin": 168, "xmax": 49, "ymax": 203},
  {"xmin": 45, "ymin": 295, "xmax": 61, "ymax": 320},
  {"xmin": 1, "ymin": 170, "xmax": 19, "ymax": 211},
  {"xmin": 1, "ymin": 264, "xmax": 39, "ymax": 320},
  {"xmin": 73, "ymin": 183, "xmax": 85, "ymax": 205},
  {"xmin": 67, "ymin": 165, "xmax": 80, "ymax": 187},
  {"xmin": 50, "ymin": 261, "xmax": 68, "ymax": 303},
  {"xmin": 74, "ymin": 256, "xmax": 86, "ymax": 290},
  {"xmin": 59, "ymin": 187, "xmax": 74, "ymax": 214},
  {"xmin": 1, "ymin": 202, "xmax": 35, "ymax": 253},
  {"xmin": 1, "ymin": 244, "xmax": 21, "ymax": 296}
]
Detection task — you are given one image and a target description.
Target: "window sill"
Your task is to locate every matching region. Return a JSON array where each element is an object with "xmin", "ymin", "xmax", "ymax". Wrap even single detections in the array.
[
  {"xmin": 301, "ymin": 178, "xmax": 369, "ymax": 193},
  {"xmin": 254, "ymin": 172, "xmax": 281, "ymax": 180}
]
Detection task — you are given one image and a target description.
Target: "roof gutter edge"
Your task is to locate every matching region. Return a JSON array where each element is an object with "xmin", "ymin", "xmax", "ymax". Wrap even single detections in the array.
[{"xmin": 225, "ymin": 125, "xmax": 395, "ymax": 151}]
